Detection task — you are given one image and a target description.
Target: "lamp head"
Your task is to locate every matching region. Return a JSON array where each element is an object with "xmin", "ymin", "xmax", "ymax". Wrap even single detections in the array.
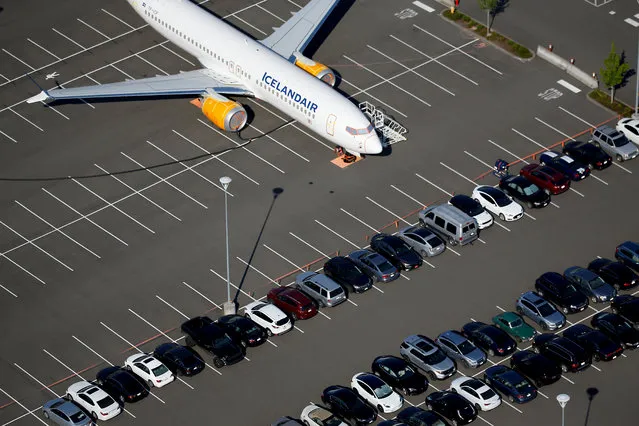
[
  {"xmin": 220, "ymin": 176, "xmax": 232, "ymax": 189},
  {"xmin": 556, "ymin": 393, "xmax": 570, "ymax": 408}
]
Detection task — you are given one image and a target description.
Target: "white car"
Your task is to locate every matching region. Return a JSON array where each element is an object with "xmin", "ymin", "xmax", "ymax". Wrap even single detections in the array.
[
  {"xmin": 472, "ymin": 186, "xmax": 523, "ymax": 221},
  {"xmin": 244, "ymin": 301, "xmax": 292, "ymax": 336},
  {"xmin": 300, "ymin": 403, "xmax": 349, "ymax": 426},
  {"xmin": 124, "ymin": 353, "xmax": 175, "ymax": 388},
  {"xmin": 616, "ymin": 118, "xmax": 639, "ymax": 145},
  {"xmin": 350, "ymin": 372, "xmax": 403, "ymax": 413},
  {"xmin": 450, "ymin": 376, "xmax": 501, "ymax": 412},
  {"xmin": 66, "ymin": 381, "xmax": 121, "ymax": 421}
]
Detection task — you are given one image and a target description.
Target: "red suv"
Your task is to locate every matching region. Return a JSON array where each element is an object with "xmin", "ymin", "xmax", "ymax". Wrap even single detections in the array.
[
  {"xmin": 519, "ymin": 164, "xmax": 570, "ymax": 195},
  {"xmin": 267, "ymin": 287, "xmax": 318, "ymax": 320}
]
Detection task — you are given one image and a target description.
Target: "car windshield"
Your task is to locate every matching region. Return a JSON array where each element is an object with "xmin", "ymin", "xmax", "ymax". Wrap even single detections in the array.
[
  {"xmin": 151, "ymin": 364, "xmax": 169, "ymax": 376},
  {"xmin": 326, "ymin": 417, "xmax": 344, "ymax": 426},
  {"xmin": 611, "ymin": 134, "xmax": 629, "ymax": 147},
  {"xmin": 70, "ymin": 411, "xmax": 88, "ymax": 422},
  {"xmin": 396, "ymin": 365, "xmax": 415, "ymax": 378},
  {"xmin": 424, "ymin": 349, "xmax": 446, "ymax": 364},
  {"xmin": 427, "ymin": 236, "xmax": 444, "ymax": 247},
  {"xmin": 388, "ymin": 239, "xmax": 412, "ymax": 255},
  {"xmin": 97, "ymin": 396, "xmax": 114, "ymax": 409},
  {"xmin": 480, "ymin": 388, "xmax": 497, "ymax": 399},
  {"xmin": 588, "ymin": 277, "xmax": 606, "ymax": 289},
  {"xmin": 510, "ymin": 318, "xmax": 523, "ymax": 328},
  {"xmin": 329, "ymin": 288, "xmax": 344, "ymax": 298},
  {"xmin": 615, "ymin": 319, "xmax": 633, "ymax": 331},
  {"xmin": 537, "ymin": 303, "xmax": 555, "ymax": 316},
  {"xmin": 493, "ymin": 192, "xmax": 511, "ymax": 207},
  {"xmin": 214, "ymin": 337, "xmax": 231, "ymax": 346},
  {"xmin": 467, "ymin": 202, "xmax": 484, "ymax": 216},
  {"xmin": 342, "ymin": 263, "xmax": 364, "ymax": 279},
  {"xmin": 378, "ymin": 260, "xmax": 396, "ymax": 274},
  {"xmin": 562, "ymin": 284, "xmax": 578, "ymax": 295},
  {"xmin": 374, "ymin": 384, "xmax": 393, "ymax": 399},
  {"xmin": 458, "ymin": 340, "xmax": 476, "ymax": 355},
  {"xmin": 514, "ymin": 380, "xmax": 530, "ymax": 390},
  {"xmin": 522, "ymin": 183, "xmax": 540, "ymax": 196}
]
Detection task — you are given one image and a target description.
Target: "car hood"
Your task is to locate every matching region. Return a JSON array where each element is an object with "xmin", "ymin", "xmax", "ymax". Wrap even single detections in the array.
[
  {"xmin": 466, "ymin": 348, "xmax": 487, "ymax": 363},
  {"xmin": 617, "ymin": 143, "xmax": 639, "ymax": 155},
  {"xmin": 397, "ymin": 251, "xmax": 422, "ymax": 265},
  {"xmin": 545, "ymin": 311, "xmax": 566, "ymax": 325},
  {"xmin": 214, "ymin": 341, "xmax": 243, "ymax": 359},
  {"xmin": 349, "ymin": 273, "xmax": 373, "ymax": 288},
  {"xmin": 527, "ymin": 190, "xmax": 550, "ymax": 203},
  {"xmin": 592, "ymin": 284, "xmax": 617, "ymax": 300},
  {"xmin": 501, "ymin": 200, "xmax": 523, "ymax": 215},
  {"xmin": 431, "ymin": 356, "xmax": 456, "ymax": 372},
  {"xmin": 474, "ymin": 210, "xmax": 493, "ymax": 223},
  {"xmin": 399, "ymin": 373, "xmax": 428, "ymax": 392},
  {"xmin": 619, "ymin": 328, "xmax": 639, "ymax": 345},
  {"xmin": 513, "ymin": 325, "xmax": 536, "ymax": 339},
  {"xmin": 560, "ymin": 292, "xmax": 588, "ymax": 308},
  {"xmin": 350, "ymin": 402, "xmax": 377, "ymax": 422}
]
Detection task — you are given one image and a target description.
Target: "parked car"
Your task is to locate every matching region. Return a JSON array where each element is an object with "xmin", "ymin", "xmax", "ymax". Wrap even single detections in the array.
[
  {"xmin": 371, "ymin": 355, "xmax": 429, "ymax": 396},
  {"xmin": 519, "ymin": 163, "xmax": 570, "ymax": 195},
  {"xmin": 591, "ymin": 312, "xmax": 639, "ymax": 349},
  {"xmin": 396, "ymin": 406, "xmax": 447, "ymax": 426},
  {"xmin": 350, "ymin": 372, "xmax": 403, "ymax": 413},
  {"xmin": 611, "ymin": 295, "xmax": 639, "ymax": 328},
  {"xmin": 492, "ymin": 312, "xmax": 536, "ymax": 343},
  {"xmin": 399, "ymin": 335, "xmax": 456, "ymax": 380},
  {"xmin": 435, "ymin": 330, "xmax": 487, "ymax": 368},
  {"xmin": 562, "ymin": 141, "xmax": 612, "ymax": 170},
  {"xmin": 124, "ymin": 353, "xmax": 174, "ymax": 388},
  {"xmin": 217, "ymin": 314, "xmax": 269, "ymax": 347},
  {"xmin": 532, "ymin": 334, "xmax": 591, "ymax": 373},
  {"xmin": 587, "ymin": 258, "xmax": 638, "ymax": 291},
  {"xmin": 271, "ymin": 417, "xmax": 304, "ymax": 426},
  {"xmin": 539, "ymin": 151, "xmax": 590, "ymax": 180},
  {"xmin": 425, "ymin": 391, "xmax": 477, "ymax": 425},
  {"xmin": 591, "ymin": 124, "xmax": 639, "ymax": 161},
  {"xmin": 181, "ymin": 316, "xmax": 244, "ymax": 367},
  {"xmin": 535, "ymin": 272, "xmax": 589, "ymax": 314},
  {"xmin": 295, "ymin": 271, "xmax": 347, "ymax": 307},
  {"xmin": 562, "ymin": 324, "xmax": 624, "ymax": 362},
  {"xmin": 448, "ymin": 194, "xmax": 493, "ymax": 229},
  {"xmin": 397, "ymin": 225, "xmax": 446, "ymax": 257},
  {"xmin": 498, "ymin": 175, "xmax": 550, "ymax": 209},
  {"xmin": 96, "ymin": 366, "xmax": 149, "ymax": 404},
  {"xmin": 615, "ymin": 241, "xmax": 639, "ymax": 273},
  {"xmin": 377, "ymin": 421, "xmax": 407, "ymax": 426},
  {"xmin": 616, "ymin": 117, "xmax": 639, "ymax": 145},
  {"xmin": 348, "ymin": 249, "xmax": 400, "ymax": 283},
  {"xmin": 323, "ymin": 256, "xmax": 373, "ymax": 294},
  {"xmin": 300, "ymin": 404, "xmax": 348, "ymax": 426},
  {"xmin": 483, "ymin": 366, "xmax": 537, "ymax": 404},
  {"xmin": 244, "ymin": 301, "xmax": 292, "ymax": 336},
  {"xmin": 153, "ymin": 342, "xmax": 205, "ymax": 376},
  {"xmin": 321, "ymin": 385, "xmax": 377, "ymax": 425},
  {"xmin": 370, "ymin": 233, "xmax": 423, "ymax": 271},
  {"xmin": 472, "ymin": 185, "xmax": 523, "ymax": 221},
  {"xmin": 449, "ymin": 376, "xmax": 501, "ymax": 412},
  {"xmin": 267, "ymin": 287, "xmax": 318, "ymax": 320},
  {"xmin": 509, "ymin": 350, "xmax": 561, "ymax": 387},
  {"xmin": 515, "ymin": 291, "xmax": 566, "ymax": 330},
  {"xmin": 564, "ymin": 266, "xmax": 617, "ymax": 303},
  {"xmin": 42, "ymin": 398, "xmax": 93, "ymax": 426},
  {"xmin": 461, "ymin": 321, "xmax": 517, "ymax": 357},
  {"xmin": 66, "ymin": 381, "xmax": 121, "ymax": 421}
]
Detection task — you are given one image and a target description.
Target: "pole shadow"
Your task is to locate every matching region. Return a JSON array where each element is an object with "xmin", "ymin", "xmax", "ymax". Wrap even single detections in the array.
[
  {"xmin": 583, "ymin": 387, "xmax": 599, "ymax": 426},
  {"xmin": 233, "ymin": 187, "xmax": 283, "ymax": 303}
]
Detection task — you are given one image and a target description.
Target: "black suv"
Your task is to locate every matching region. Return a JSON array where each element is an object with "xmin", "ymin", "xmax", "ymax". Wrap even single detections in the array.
[
  {"xmin": 588, "ymin": 258, "xmax": 638, "ymax": 291},
  {"xmin": 370, "ymin": 233, "xmax": 422, "ymax": 271},
  {"xmin": 535, "ymin": 272, "xmax": 588, "ymax": 314},
  {"xmin": 563, "ymin": 324, "xmax": 624, "ymax": 362},
  {"xmin": 532, "ymin": 334, "xmax": 591, "ymax": 373},
  {"xmin": 323, "ymin": 256, "xmax": 373, "ymax": 294},
  {"xmin": 591, "ymin": 312, "xmax": 639, "ymax": 349},
  {"xmin": 510, "ymin": 350, "xmax": 561, "ymax": 387},
  {"xmin": 498, "ymin": 175, "xmax": 550, "ymax": 209},
  {"xmin": 461, "ymin": 321, "xmax": 517, "ymax": 357},
  {"xmin": 181, "ymin": 316, "xmax": 244, "ymax": 368}
]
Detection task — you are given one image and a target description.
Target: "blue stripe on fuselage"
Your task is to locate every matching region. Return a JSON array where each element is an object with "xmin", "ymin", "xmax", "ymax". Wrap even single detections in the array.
[{"xmin": 261, "ymin": 72, "xmax": 318, "ymax": 113}]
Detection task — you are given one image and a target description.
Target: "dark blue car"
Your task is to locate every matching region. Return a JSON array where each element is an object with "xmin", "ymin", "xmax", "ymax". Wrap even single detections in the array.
[
  {"xmin": 615, "ymin": 241, "xmax": 639, "ymax": 273},
  {"xmin": 539, "ymin": 151, "xmax": 590, "ymax": 181},
  {"xmin": 483, "ymin": 365, "xmax": 537, "ymax": 404}
]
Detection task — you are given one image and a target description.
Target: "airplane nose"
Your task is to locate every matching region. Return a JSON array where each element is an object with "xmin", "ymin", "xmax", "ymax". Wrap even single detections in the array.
[{"xmin": 366, "ymin": 134, "xmax": 383, "ymax": 154}]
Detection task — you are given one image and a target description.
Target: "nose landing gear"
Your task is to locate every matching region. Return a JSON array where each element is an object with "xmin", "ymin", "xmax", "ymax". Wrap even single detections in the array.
[{"xmin": 332, "ymin": 146, "xmax": 360, "ymax": 168}]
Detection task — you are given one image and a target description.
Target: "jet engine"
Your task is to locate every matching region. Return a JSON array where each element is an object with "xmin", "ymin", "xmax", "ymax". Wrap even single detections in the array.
[
  {"xmin": 200, "ymin": 91, "xmax": 247, "ymax": 132},
  {"xmin": 292, "ymin": 52, "xmax": 336, "ymax": 87}
]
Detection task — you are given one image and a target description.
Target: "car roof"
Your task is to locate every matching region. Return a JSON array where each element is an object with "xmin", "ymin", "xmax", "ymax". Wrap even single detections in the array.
[
  {"xmin": 476, "ymin": 186, "xmax": 505, "ymax": 197},
  {"xmin": 542, "ymin": 150, "xmax": 560, "ymax": 158},
  {"xmin": 565, "ymin": 266, "xmax": 597, "ymax": 279},
  {"xmin": 402, "ymin": 225, "xmax": 435, "ymax": 238},
  {"xmin": 355, "ymin": 372, "xmax": 385, "ymax": 388},
  {"xmin": 497, "ymin": 312, "xmax": 520, "ymax": 322},
  {"xmin": 502, "ymin": 175, "xmax": 529, "ymax": 186},
  {"xmin": 405, "ymin": 335, "xmax": 437, "ymax": 353},
  {"xmin": 439, "ymin": 330, "xmax": 466, "ymax": 345},
  {"xmin": 520, "ymin": 291, "xmax": 547, "ymax": 305},
  {"xmin": 618, "ymin": 241, "xmax": 639, "ymax": 252}
]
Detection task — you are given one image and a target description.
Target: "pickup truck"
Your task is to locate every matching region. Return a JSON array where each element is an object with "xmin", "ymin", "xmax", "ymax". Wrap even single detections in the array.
[{"xmin": 180, "ymin": 316, "xmax": 245, "ymax": 368}]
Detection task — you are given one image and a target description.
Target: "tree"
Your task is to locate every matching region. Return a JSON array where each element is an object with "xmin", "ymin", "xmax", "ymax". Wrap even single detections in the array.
[
  {"xmin": 600, "ymin": 42, "xmax": 630, "ymax": 103},
  {"xmin": 478, "ymin": 0, "xmax": 499, "ymax": 36}
]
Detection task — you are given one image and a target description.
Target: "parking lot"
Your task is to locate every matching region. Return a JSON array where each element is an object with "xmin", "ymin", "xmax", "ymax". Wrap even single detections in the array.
[{"xmin": 1, "ymin": 0, "xmax": 638, "ymax": 425}]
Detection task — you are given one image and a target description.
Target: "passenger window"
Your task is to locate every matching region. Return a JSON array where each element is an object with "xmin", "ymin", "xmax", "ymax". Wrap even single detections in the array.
[
  {"xmin": 426, "ymin": 212, "xmax": 435, "ymax": 220},
  {"xmin": 446, "ymin": 223, "xmax": 457, "ymax": 234},
  {"xmin": 434, "ymin": 217, "xmax": 445, "ymax": 228},
  {"xmin": 320, "ymin": 288, "xmax": 328, "ymax": 297}
]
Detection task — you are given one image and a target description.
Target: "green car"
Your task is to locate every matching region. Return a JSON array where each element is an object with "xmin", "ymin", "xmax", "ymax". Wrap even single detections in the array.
[{"xmin": 492, "ymin": 312, "xmax": 536, "ymax": 343}]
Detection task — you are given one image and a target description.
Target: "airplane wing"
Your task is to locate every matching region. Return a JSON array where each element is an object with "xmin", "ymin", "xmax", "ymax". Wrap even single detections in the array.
[
  {"xmin": 259, "ymin": 0, "xmax": 340, "ymax": 61},
  {"xmin": 26, "ymin": 68, "xmax": 253, "ymax": 104}
]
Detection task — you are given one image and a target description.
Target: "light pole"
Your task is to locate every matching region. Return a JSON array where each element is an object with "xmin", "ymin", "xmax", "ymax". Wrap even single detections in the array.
[
  {"xmin": 556, "ymin": 393, "xmax": 570, "ymax": 426},
  {"xmin": 634, "ymin": 31, "xmax": 639, "ymax": 119},
  {"xmin": 220, "ymin": 176, "xmax": 235, "ymax": 315}
]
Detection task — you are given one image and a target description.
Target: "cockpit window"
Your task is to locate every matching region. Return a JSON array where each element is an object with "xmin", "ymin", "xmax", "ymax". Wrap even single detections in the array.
[{"xmin": 346, "ymin": 124, "xmax": 374, "ymax": 135}]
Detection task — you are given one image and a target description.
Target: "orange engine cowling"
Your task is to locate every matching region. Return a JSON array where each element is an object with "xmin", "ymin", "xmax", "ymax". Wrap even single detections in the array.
[
  {"xmin": 292, "ymin": 52, "xmax": 336, "ymax": 87},
  {"xmin": 200, "ymin": 92, "xmax": 247, "ymax": 132}
]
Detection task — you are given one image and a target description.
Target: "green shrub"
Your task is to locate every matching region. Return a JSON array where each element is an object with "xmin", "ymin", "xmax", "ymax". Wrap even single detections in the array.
[{"xmin": 589, "ymin": 90, "xmax": 634, "ymax": 117}]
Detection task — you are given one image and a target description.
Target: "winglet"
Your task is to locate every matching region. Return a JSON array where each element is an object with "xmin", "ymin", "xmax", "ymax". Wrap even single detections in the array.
[{"xmin": 26, "ymin": 90, "xmax": 51, "ymax": 104}]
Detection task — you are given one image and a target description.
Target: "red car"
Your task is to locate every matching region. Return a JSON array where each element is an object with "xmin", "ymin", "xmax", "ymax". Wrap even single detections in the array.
[
  {"xmin": 267, "ymin": 287, "xmax": 318, "ymax": 320},
  {"xmin": 519, "ymin": 164, "xmax": 570, "ymax": 195}
]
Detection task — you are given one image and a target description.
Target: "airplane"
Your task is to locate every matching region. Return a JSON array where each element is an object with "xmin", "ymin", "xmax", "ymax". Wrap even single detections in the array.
[{"xmin": 27, "ymin": 0, "xmax": 383, "ymax": 156}]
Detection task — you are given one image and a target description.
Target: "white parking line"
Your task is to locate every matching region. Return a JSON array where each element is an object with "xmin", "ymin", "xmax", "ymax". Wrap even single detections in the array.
[
  {"xmin": 511, "ymin": 128, "xmax": 546, "ymax": 150},
  {"xmin": 257, "ymin": 4, "xmax": 286, "ymax": 21},
  {"xmin": 524, "ymin": 212, "xmax": 536, "ymax": 221},
  {"xmin": 315, "ymin": 219, "xmax": 360, "ymax": 249},
  {"xmin": 210, "ymin": 268, "xmax": 263, "ymax": 304},
  {"xmin": 590, "ymin": 174, "xmax": 609, "ymax": 185},
  {"xmin": 537, "ymin": 389, "xmax": 549, "ymax": 399},
  {"xmin": 263, "ymin": 244, "xmax": 306, "ymax": 273},
  {"xmin": 170, "ymin": 131, "xmax": 259, "ymax": 185},
  {"xmin": 412, "ymin": 0, "xmax": 435, "ymax": 12},
  {"xmin": 101, "ymin": 8, "xmax": 135, "ymax": 30},
  {"xmin": 289, "ymin": 232, "xmax": 331, "ymax": 259},
  {"xmin": 439, "ymin": 162, "xmax": 477, "ymax": 186},
  {"xmin": 247, "ymin": 122, "xmax": 311, "ymax": 162},
  {"xmin": 496, "ymin": 305, "xmax": 506, "ymax": 312},
  {"xmin": 2, "ymin": 48, "xmax": 35, "ymax": 70},
  {"xmin": 51, "ymin": 27, "xmax": 86, "ymax": 49},
  {"xmin": 156, "ymin": 295, "xmax": 190, "ymax": 319},
  {"xmin": 561, "ymin": 375, "xmax": 575, "ymax": 384},
  {"xmin": 13, "ymin": 363, "xmax": 59, "ymax": 397},
  {"xmin": 340, "ymin": 78, "xmax": 407, "ymax": 118},
  {"xmin": 415, "ymin": 174, "xmax": 453, "ymax": 197},
  {"xmin": 182, "ymin": 281, "xmax": 221, "ymax": 310},
  {"xmin": 111, "ymin": 63, "xmax": 135, "ymax": 80},
  {"xmin": 27, "ymin": 38, "xmax": 60, "ymax": 59},
  {"xmin": 236, "ymin": 256, "xmax": 280, "ymax": 286},
  {"xmin": 366, "ymin": 196, "xmax": 412, "ymax": 225},
  {"xmin": 121, "ymin": 152, "xmax": 210, "ymax": 207},
  {"xmin": 503, "ymin": 400, "xmax": 524, "ymax": 414},
  {"xmin": 390, "ymin": 185, "xmax": 427, "ymax": 206},
  {"xmin": 136, "ymin": 54, "xmax": 170, "ymax": 76},
  {"xmin": 340, "ymin": 208, "xmax": 378, "ymax": 232},
  {"xmin": 41, "ymin": 102, "xmax": 70, "ymax": 120},
  {"xmin": 0, "ymin": 250, "xmax": 45, "ymax": 285},
  {"xmin": 343, "ymin": 55, "xmax": 432, "ymax": 107},
  {"xmin": 413, "ymin": 25, "xmax": 503, "ymax": 75},
  {"xmin": 487, "ymin": 140, "xmax": 530, "ymax": 165},
  {"xmin": 0, "ymin": 387, "xmax": 47, "ymax": 425},
  {"xmin": 464, "ymin": 151, "xmax": 494, "ymax": 169},
  {"xmin": 569, "ymin": 187, "xmax": 585, "ymax": 197},
  {"xmin": 591, "ymin": 364, "xmax": 602, "ymax": 372},
  {"xmin": 232, "ymin": 15, "xmax": 267, "ymax": 35},
  {"xmin": 0, "ymin": 284, "xmax": 18, "ymax": 298},
  {"xmin": 77, "ymin": 18, "xmax": 110, "ymax": 39},
  {"xmin": 9, "ymin": 108, "xmax": 44, "ymax": 131},
  {"xmin": 0, "ymin": 129, "xmax": 18, "ymax": 143},
  {"xmin": 160, "ymin": 44, "xmax": 196, "ymax": 66},
  {"xmin": 477, "ymin": 414, "xmax": 495, "ymax": 426},
  {"xmin": 0, "ymin": 220, "xmax": 73, "ymax": 271},
  {"xmin": 72, "ymin": 178, "xmax": 155, "ymax": 233}
]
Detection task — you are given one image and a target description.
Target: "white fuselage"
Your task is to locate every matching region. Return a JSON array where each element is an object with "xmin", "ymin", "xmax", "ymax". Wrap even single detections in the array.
[{"xmin": 127, "ymin": 0, "xmax": 382, "ymax": 154}]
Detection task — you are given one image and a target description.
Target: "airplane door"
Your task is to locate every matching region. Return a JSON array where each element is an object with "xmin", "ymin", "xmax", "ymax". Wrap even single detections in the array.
[{"xmin": 326, "ymin": 114, "xmax": 336, "ymax": 136}]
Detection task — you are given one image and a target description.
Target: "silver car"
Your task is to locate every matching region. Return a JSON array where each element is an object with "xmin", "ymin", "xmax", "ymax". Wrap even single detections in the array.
[
  {"xmin": 399, "ymin": 335, "xmax": 456, "ymax": 380},
  {"xmin": 435, "ymin": 330, "xmax": 487, "ymax": 368},
  {"xmin": 564, "ymin": 266, "xmax": 617, "ymax": 304},
  {"xmin": 348, "ymin": 249, "xmax": 400, "ymax": 283},
  {"xmin": 516, "ymin": 291, "xmax": 566, "ymax": 331},
  {"xmin": 43, "ymin": 398, "xmax": 94, "ymax": 426},
  {"xmin": 590, "ymin": 125, "xmax": 639, "ymax": 162},
  {"xmin": 295, "ymin": 271, "xmax": 346, "ymax": 307},
  {"xmin": 397, "ymin": 226, "xmax": 446, "ymax": 258}
]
